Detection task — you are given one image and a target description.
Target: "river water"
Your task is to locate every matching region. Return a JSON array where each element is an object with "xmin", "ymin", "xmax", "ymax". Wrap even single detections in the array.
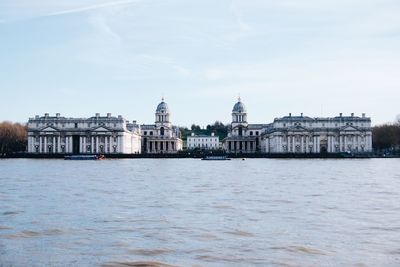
[{"xmin": 0, "ymin": 159, "xmax": 399, "ymax": 266}]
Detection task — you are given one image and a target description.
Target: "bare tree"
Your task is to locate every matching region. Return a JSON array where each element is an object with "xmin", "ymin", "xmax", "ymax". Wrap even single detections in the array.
[{"xmin": 0, "ymin": 122, "xmax": 27, "ymax": 155}]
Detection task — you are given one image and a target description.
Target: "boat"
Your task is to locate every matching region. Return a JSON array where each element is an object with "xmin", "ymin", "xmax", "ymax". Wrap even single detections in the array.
[
  {"xmin": 64, "ymin": 155, "xmax": 105, "ymax": 160},
  {"xmin": 201, "ymin": 156, "xmax": 231, "ymax": 161}
]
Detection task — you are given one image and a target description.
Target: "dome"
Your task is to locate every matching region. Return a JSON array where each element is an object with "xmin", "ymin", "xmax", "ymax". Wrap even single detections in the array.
[
  {"xmin": 156, "ymin": 99, "xmax": 169, "ymax": 113},
  {"xmin": 232, "ymin": 100, "xmax": 246, "ymax": 113}
]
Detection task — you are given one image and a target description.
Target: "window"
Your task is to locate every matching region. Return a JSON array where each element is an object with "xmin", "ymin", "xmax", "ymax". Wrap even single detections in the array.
[
  {"xmin": 256, "ymin": 132, "xmax": 259, "ymax": 136},
  {"xmin": 74, "ymin": 123, "xmax": 78, "ymax": 128},
  {"xmin": 250, "ymin": 131, "xmax": 253, "ymax": 136},
  {"xmin": 150, "ymin": 132, "xmax": 153, "ymax": 136},
  {"xmin": 160, "ymin": 127, "xmax": 165, "ymax": 136},
  {"xmin": 144, "ymin": 131, "xmax": 147, "ymax": 135}
]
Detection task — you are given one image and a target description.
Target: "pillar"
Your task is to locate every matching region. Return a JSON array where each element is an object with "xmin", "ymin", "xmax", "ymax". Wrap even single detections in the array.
[
  {"xmin": 43, "ymin": 136, "xmax": 47, "ymax": 153},
  {"xmin": 57, "ymin": 136, "xmax": 61, "ymax": 153}
]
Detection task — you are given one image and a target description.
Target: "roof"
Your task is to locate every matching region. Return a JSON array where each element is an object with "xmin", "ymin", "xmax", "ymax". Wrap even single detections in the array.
[{"xmin": 232, "ymin": 100, "xmax": 246, "ymax": 113}]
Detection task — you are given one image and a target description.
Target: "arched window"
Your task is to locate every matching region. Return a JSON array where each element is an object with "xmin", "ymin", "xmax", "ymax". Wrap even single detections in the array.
[
  {"xmin": 238, "ymin": 127, "xmax": 243, "ymax": 136},
  {"xmin": 160, "ymin": 127, "xmax": 165, "ymax": 136}
]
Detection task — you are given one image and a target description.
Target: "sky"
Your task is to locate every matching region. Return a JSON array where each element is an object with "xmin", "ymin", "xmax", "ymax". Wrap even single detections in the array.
[{"xmin": 0, "ymin": 0, "xmax": 399, "ymax": 127}]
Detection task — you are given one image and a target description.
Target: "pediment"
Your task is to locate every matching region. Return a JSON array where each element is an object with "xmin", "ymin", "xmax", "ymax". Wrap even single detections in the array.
[
  {"xmin": 40, "ymin": 126, "xmax": 58, "ymax": 132},
  {"xmin": 288, "ymin": 126, "xmax": 309, "ymax": 132},
  {"xmin": 340, "ymin": 125, "xmax": 359, "ymax": 132},
  {"xmin": 92, "ymin": 126, "xmax": 112, "ymax": 132}
]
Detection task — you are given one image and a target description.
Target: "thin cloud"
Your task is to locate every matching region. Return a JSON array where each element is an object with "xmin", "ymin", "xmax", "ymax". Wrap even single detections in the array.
[{"xmin": 45, "ymin": 0, "xmax": 142, "ymax": 16}]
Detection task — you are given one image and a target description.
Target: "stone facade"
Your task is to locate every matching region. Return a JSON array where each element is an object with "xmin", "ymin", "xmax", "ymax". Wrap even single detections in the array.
[
  {"xmin": 223, "ymin": 98, "xmax": 268, "ymax": 153},
  {"xmin": 187, "ymin": 133, "xmax": 220, "ymax": 150},
  {"xmin": 223, "ymin": 99, "xmax": 373, "ymax": 154},
  {"xmin": 263, "ymin": 113, "xmax": 373, "ymax": 153},
  {"xmin": 140, "ymin": 99, "xmax": 183, "ymax": 154},
  {"xmin": 27, "ymin": 113, "xmax": 141, "ymax": 154}
]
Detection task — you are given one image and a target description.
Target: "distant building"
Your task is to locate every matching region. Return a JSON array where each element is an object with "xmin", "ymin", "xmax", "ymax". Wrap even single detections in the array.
[
  {"xmin": 223, "ymin": 98, "xmax": 268, "ymax": 153},
  {"xmin": 223, "ymin": 98, "xmax": 373, "ymax": 154},
  {"xmin": 141, "ymin": 98, "xmax": 183, "ymax": 153},
  {"xmin": 27, "ymin": 113, "xmax": 141, "ymax": 154},
  {"xmin": 187, "ymin": 133, "xmax": 220, "ymax": 150},
  {"xmin": 262, "ymin": 113, "xmax": 373, "ymax": 153}
]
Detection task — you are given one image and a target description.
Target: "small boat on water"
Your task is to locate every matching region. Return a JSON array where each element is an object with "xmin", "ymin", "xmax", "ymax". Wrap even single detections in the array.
[
  {"xmin": 201, "ymin": 156, "xmax": 231, "ymax": 161},
  {"xmin": 64, "ymin": 155, "xmax": 105, "ymax": 160}
]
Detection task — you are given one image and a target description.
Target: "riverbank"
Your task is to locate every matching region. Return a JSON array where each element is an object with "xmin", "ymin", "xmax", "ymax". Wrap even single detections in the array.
[{"xmin": 1, "ymin": 152, "xmax": 399, "ymax": 159}]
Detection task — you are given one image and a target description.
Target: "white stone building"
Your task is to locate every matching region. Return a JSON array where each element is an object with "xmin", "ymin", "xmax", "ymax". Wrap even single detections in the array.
[
  {"xmin": 223, "ymin": 98, "xmax": 373, "ymax": 154},
  {"xmin": 223, "ymin": 98, "xmax": 268, "ymax": 153},
  {"xmin": 141, "ymin": 99, "xmax": 183, "ymax": 153},
  {"xmin": 262, "ymin": 113, "xmax": 373, "ymax": 153},
  {"xmin": 187, "ymin": 133, "xmax": 220, "ymax": 150},
  {"xmin": 27, "ymin": 113, "xmax": 141, "ymax": 154}
]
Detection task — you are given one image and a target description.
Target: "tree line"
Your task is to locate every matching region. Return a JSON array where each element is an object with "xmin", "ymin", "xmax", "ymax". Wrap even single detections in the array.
[
  {"xmin": 372, "ymin": 123, "xmax": 400, "ymax": 151},
  {"xmin": 180, "ymin": 121, "xmax": 228, "ymax": 141},
  {"xmin": 0, "ymin": 122, "xmax": 27, "ymax": 155}
]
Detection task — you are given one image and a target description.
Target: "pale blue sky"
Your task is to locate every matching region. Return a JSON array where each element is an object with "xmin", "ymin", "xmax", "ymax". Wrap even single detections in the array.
[{"xmin": 1, "ymin": 0, "xmax": 399, "ymax": 126}]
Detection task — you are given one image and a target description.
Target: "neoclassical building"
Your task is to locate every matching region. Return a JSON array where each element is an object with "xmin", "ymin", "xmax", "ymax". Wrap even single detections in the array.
[
  {"xmin": 262, "ymin": 113, "xmax": 373, "ymax": 153},
  {"xmin": 223, "ymin": 98, "xmax": 269, "ymax": 153},
  {"xmin": 140, "ymin": 99, "xmax": 183, "ymax": 153},
  {"xmin": 187, "ymin": 133, "xmax": 220, "ymax": 150},
  {"xmin": 27, "ymin": 113, "xmax": 141, "ymax": 154},
  {"xmin": 223, "ymin": 98, "xmax": 373, "ymax": 154}
]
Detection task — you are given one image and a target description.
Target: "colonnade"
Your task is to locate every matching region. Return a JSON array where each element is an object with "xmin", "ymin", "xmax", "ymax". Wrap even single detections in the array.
[
  {"xmin": 264, "ymin": 133, "xmax": 372, "ymax": 153},
  {"xmin": 28, "ymin": 134, "xmax": 123, "ymax": 154},
  {"xmin": 145, "ymin": 140, "xmax": 176, "ymax": 153},
  {"xmin": 226, "ymin": 140, "xmax": 256, "ymax": 153}
]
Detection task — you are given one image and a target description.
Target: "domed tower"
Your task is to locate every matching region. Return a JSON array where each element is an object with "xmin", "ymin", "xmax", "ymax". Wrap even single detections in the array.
[
  {"xmin": 155, "ymin": 97, "xmax": 170, "ymax": 123},
  {"xmin": 155, "ymin": 97, "xmax": 171, "ymax": 136},
  {"xmin": 232, "ymin": 97, "xmax": 248, "ymax": 123},
  {"xmin": 231, "ymin": 97, "xmax": 248, "ymax": 136}
]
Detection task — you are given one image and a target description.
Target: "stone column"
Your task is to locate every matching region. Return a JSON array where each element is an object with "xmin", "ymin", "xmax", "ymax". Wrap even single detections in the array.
[
  {"xmin": 96, "ymin": 136, "xmax": 99, "ymax": 153},
  {"xmin": 79, "ymin": 136, "xmax": 82, "ymax": 153},
  {"xmin": 104, "ymin": 136, "xmax": 108, "ymax": 153},
  {"xmin": 43, "ymin": 136, "xmax": 47, "ymax": 153},
  {"xmin": 91, "ymin": 136, "xmax": 94, "ymax": 154},
  {"xmin": 291, "ymin": 135, "xmax": 296, "ymax": 153},
  {"xmin": 57, "ymin": 136, "xmax": 61, "ymax": 153},
  {"xmin": 69, "ymin": 136, "xmax": 73, "ymax": 153}
]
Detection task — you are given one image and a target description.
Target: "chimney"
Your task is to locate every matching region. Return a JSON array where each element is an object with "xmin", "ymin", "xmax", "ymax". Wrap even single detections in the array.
[
  {"xmin": 340, "ymin": 113, "xmax": 343, "ymax": 117},
  {"xmin": 107, "ymin": 113, "xmax": 111, "ymax": 118},
  {"xmin": 301, "ymin": 113, "xmax": 303, "ymax": 117},
  {"xmin": 95, "ymin": 113, "xmax": 100, "ymax": 118},
  {"xmin": 289, "ymin": 113, "xmax": 292, "ymax": 117},
  {"xmin": 118, "ymin": 115, "xmax": 122, "ymax": 119},
  {"xmin": 35, "ymin": 115, "xmax": 39, "ymax": 119},
  {"xmin": 44, "ymin": 113, "xmax": 49, "ymax": 118},
  {"xmin": 211, "ymin": 132, "xmax": 215, "ymax": 136},
  {"xmin": 362, "ymin": 113, "xmax": 366, "ymax": 118},
  {"xmin": 56, "ymin": 113, "xmax": 60, "ymax": 118},
  {"xmin": 351, "ymin": 113, "xmax": 354, "ymax": 117}
]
